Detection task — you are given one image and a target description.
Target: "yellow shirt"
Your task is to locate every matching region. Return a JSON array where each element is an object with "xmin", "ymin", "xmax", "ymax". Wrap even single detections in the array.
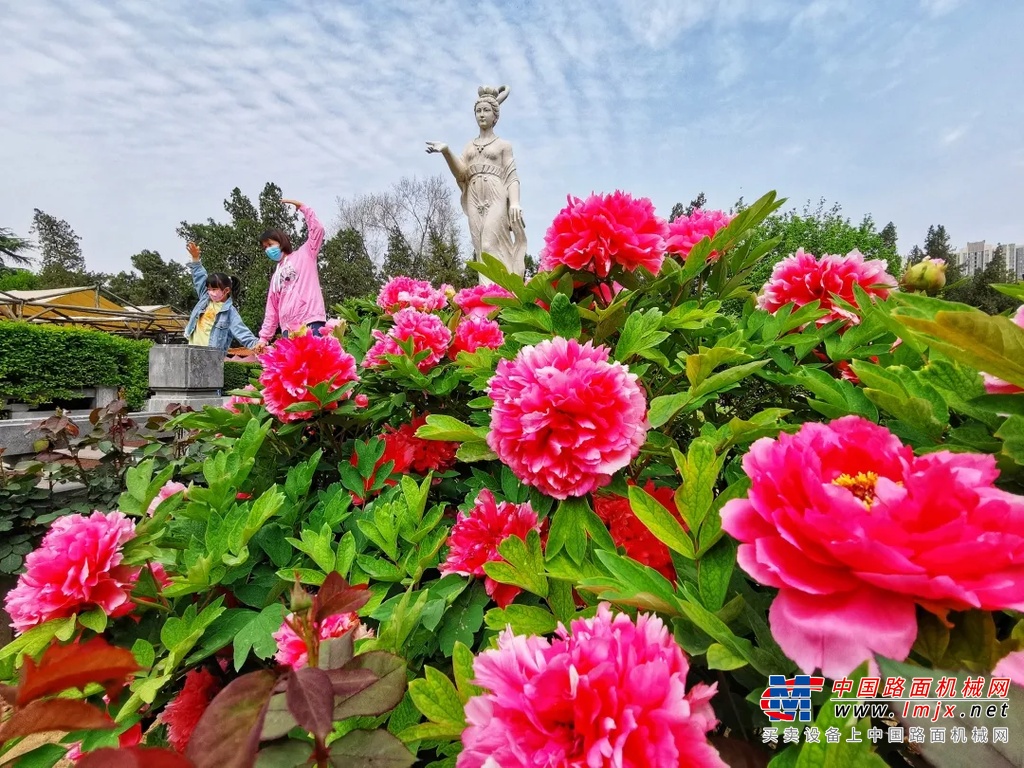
[{"xmin": 189, "ymin": 301, "xmax": 223, "ymax": 346}]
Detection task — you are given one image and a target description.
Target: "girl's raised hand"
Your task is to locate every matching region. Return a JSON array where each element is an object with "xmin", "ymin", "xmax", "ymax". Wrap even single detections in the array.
[
  {"xmin": 186, "ymin": 242, "xmax": 201, "ymax": 261},
  {"xmin": 281, "ymin": 199, "xmax": 302, "ymax": 209}
]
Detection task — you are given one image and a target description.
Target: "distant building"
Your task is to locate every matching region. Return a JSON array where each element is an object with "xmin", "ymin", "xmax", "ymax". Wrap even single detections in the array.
[{"xmin": 952, "ymin": 241, "xmax": 1024, "ymax": 278}]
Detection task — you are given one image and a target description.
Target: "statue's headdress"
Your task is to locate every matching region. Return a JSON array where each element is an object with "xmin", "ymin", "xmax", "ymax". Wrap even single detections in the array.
[{"xmin": 475, "ymin": 85, "xmax": 509, "ymax": 118}]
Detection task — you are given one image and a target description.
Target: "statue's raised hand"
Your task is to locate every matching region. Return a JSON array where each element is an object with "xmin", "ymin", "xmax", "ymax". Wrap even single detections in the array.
[{"xmin": 425, "ymin": 141, "xmax": 447, "ymax": 154}]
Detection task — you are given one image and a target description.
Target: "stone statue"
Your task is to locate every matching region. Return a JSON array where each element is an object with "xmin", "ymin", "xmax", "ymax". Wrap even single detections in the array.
[{"xmin": 426, "ymin": 85, "xmax": 527, "ymax": 283}]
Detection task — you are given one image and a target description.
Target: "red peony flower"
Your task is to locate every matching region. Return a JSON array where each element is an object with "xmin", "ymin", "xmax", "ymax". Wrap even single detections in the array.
[
  {"xmin": 721, "ymin": 415, "xmax": 1024, "ymax": 678},
  {"xmin": 450, "ymin": 316, "xmax": 504, "ymax": 359},
  {"xmin": 377, "ymin": 276, "xmax": 448, "ymax": 313},
  {"xmin": 458, "ymin": 604, "xmax": 725, "ymax": 768},
  {"xmin": 594, "ymin": 482, "xmax": 684, "ymax": 581},
  {"xmin": 224, "ymin": 384, "xmax": 261, "ymax": 413},
  {"xmin": 5, "ymin": 511, "xmax": 138, "ymax": 633},
  {"xmin": 757, "ymin": 248, "xmax": 896, "ymax": 327},
  {"xmin": 439, "ymin": 490, "xmax": 542, "ymax": 607},
  {"xmin": 147, "ymin": 480, "xmax": 187, "ymax": 516},
  {"xmin": 453, "ymin": 284, "xmax": 514, "ymax": 318},
  {"xmin": 160, "ymin": 668, "xmax": 222, "ymax": 753},
  {"xmin": 665, "ymin": 208, "xmax": 735, "ymax": 261},
  {"xmin": 487, "ymin": 338, "xmax": 649, "ymax": 499},
  {"xmin": 389, "ymin": 415, "xmax": 459, "ymax": 475},
  {"xmin": 258, "ymin": 333, "xmax": 359, "ymax": 422},
  {"xmin": 363, "ymin": 308, "xmax": 452, "ymax": 373},
  {"xmin": 539, "ymin": 191, "xmax": 669, "ymax": 278}
]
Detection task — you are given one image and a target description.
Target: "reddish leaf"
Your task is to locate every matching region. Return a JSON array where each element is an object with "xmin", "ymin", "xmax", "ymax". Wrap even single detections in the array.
[
  {"xmin": 0, "ymin": 698, "xmax": 113, "ymax": 743},
  {"xmin": 0, "ymin": 683, "xmax": 16, "ymax": 705},
  {"xmin": 333, "ymin": 652, "xmax": 407, "ymax": 720},
  {"xmin": 17, "ymin": 637, "xmax": 140, "ymax": 706},
  {"xmin": 328, "ymin": 729, "xmax": 415, "ymax": 768},
  {"xmin": 77, "ymin": 747, "xmax": 196, "ymax": 768},
  {"xmin": 314, "ymin": 572, "xmax": 371, "ymax": 623},
  {"xmin": 186, "ymin": 669, "xmax": 278, "ymax": 768},
  {"xmin": 285, "ymin": 667, "xmax": 334, "ymax": 742},
  {"xmin": 325, "ymin": 668, "xmax": 377, "ymax": 699}
]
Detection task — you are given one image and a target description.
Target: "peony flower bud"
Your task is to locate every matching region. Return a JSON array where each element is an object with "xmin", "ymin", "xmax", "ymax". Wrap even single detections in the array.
[{"xmin": 901, "ymin": 257, "xmax": 947, "ymax": 294}]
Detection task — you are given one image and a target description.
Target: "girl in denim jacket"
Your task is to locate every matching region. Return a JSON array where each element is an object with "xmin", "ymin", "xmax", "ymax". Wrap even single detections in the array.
[{"xmin": 184, "ymin": 242, "xmax": 259, "ymax": 353}]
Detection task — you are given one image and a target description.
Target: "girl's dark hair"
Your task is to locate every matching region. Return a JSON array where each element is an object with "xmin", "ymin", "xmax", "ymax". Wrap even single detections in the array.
[
  {"xmin": 260, "ymin": 228, "xmax": 293, "ymax": 254},
  {"xmin": 207, "ymin": 272, "xmax": 240, "ymax": 297}
]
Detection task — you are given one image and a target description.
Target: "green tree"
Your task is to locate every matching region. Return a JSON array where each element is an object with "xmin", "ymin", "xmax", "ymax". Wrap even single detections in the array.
[
  {"xmin": 880, "ymin": 221, "xmax": 897, "ymax": 251},
  {"xmin": 32, "ymin": 209, "xmax": 89, "ymax": 288},
  {"xmin": 177, "ymin": 183, "xmax": 301, "ymax": 330},
  {"xmin": 381, "ymin": 227, "xmax": 418, "ymax": 280},
  {"xmin": 422, "ymin": 226, "xmax": 470, "ymax": 288},
  {"xmin": 749, "ymin": 199, "xmax": 901, "ymax": 285},
  {"xmin": 669, "ymin": 192, "xmax": 707, "ymax": 222},
  {"xmin": 0, "ymin": 227, "xmax": 33, "ymax": 267},
  {"xmin": 105, "ymin": 250, "xmax": 194, "ymax": 310},
  {"xmin": 319, "ymin": 228, "xmax": 380, "ymax": 305},
  {"xmin": 0, "ymin": 269, "xmax": 40, "ymax": 291}
]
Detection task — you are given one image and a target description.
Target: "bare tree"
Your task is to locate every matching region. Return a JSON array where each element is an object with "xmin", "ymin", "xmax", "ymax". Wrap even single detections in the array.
[{"xmin": 334, "ymin": 175, "xmax": 466, "ymax": 277}]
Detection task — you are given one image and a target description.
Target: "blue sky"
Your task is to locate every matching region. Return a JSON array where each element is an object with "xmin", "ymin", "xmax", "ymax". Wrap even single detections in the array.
[{"xmin": 2, "ymin": 0, "xmax": 1022, "ymax": 274}]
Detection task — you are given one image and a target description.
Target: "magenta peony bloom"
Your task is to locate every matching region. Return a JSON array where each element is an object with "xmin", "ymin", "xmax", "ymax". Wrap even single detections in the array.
[
  {"xmin": 147, "ymin": 480, "xmax": 186, "ymax": 516},
  {"xmin": 273, "ymin": 611, "xmax": 370, "ymax": 670},
  {"xmin": 439, "ymin": 490, "xmax": 541, "ymax": 607},
  {"xmin": 377, "ymin": 276, "xmax": 448, "ymax": 313},
  {"xmin": 453, "ymin": 284, "xmax": 514, "ymax": 318},
  {"xmin": 994, "ymin": 651, "xmax": 1024, "ymax": 688},
  {"xmin": 721, "ymin": 416, "xmax": 1024, "ymax": 678},
  {"xmin": 665, "ymin": 208, "xmax": 735, "ymax": 261},
  {"xmin": 5, "ymin": 511, "xmax": 139, "ymax": 633},
  {"xmin": 982, "ymin": 305, "xmax": 1024, "ymax": 394},
  {"xmin": 363, "ymin": 308, "xmax": 452, "ymax": 373},
  {"xmin": 458, "ymin": 604, "xmax": 726, "ymax": 768},
  {"xmin": 487, "ymin": 338, "xmax": 648, "ymax": 499},
  {"xmin": 225, "ymin": 384, "xmax": 261, "ymax": 413},
  {"xmin": 757, "ymin": 248, "xmax": 896, "ymax": 326},
  {"xmin": 258, "ymin": 333, "xmax": 359, "ymax": 423},
  {"xmin": 450, "ymin": 316, "xmax": 504, "ymax": 359},
  {"xmin": 539, "ymin": 192, "xmax": 669, "ymax": 278}
]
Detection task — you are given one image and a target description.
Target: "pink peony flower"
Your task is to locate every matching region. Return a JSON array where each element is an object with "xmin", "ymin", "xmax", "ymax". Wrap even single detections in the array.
[
  {"xmin": 319, "ymin": 318, "xmax": 344, "ymax": 337},
  {"xmin": 5, "ymin": 511, "xmax": 139, "ymax": 633},
  {"xmin": 273, "ymin": 612, "xmax": 370, "ymax": 670},
  {"xmin": 539, "ymin": 192, "xmax": 669, "ymax": 278},
  {"xmin": 225, "ymin": 385, "xmax": 261, "ymax": 413},
  {"xmin": 453, "ymin": 284, "xmax": 514, "ymax": 318},
  {"xmin": 160, "ymin": 668, "xmax": 222, "ymax": 752},
  {"xmin": 450, "ymin": 316, "xmax": 504, "ymax": 359},
  {"xmin": 665, "ymin": 209, "xmax": 735, "ymax": 261},
  {"xmin": 363, "ymin": 308, "xmax": 452, "ymax": 373},
  {"xmin": 149, "ymin": 562, "xmax": 172, "ymax": 590},
  {"xmin": 982, "ymin": 305, "xmax": 1024, "ymax": 394},
  {"xmin": 354, "ymin": 393, "xmax": 370, "ymax": 408},
  {"xmin": 439, "ymin": 490, "xmax": 542, "ymax": 607},
  {"xmin": 721, "ymin": 416, "xmax": 1024, "ymax": 678},
  {"xmin": 258, "ymin": 333, "xmax": 359, "ymax": 423},
  {"xmin": 458, "ymin": 604, "xmax": 726, "ymax": 768},
  {"xmin": 487, "ymin": 338, "xmax": 648, "ymax": 499},
  {"xmin": 147, "ymin": 480, "xmax": 186, "ymax": 516},
  {"xmin": 757, "ymin": 248, "xmax": 896, "ymax": 326},
  {"xmin": 377, "ymin": 276, "xmax": 448, "ymax": 313}
]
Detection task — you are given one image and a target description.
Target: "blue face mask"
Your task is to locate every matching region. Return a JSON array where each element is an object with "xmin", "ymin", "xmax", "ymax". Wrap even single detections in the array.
[{"xmin": 265, "ymin": 245, "xmax": 282, "ymax": 262}]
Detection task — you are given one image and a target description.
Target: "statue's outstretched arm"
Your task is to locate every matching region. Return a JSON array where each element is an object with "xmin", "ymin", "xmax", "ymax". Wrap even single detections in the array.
[{"xmin": 425, "ymin": 142, "xmax": 467, "ymax": 184}]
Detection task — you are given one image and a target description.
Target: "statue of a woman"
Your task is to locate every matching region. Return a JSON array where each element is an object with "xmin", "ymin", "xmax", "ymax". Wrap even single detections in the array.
[{"xmin": 426, "ymin": 85, "xmax": 527, "ymax": 283}]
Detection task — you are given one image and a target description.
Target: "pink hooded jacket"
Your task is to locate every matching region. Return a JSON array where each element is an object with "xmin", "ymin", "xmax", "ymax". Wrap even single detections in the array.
[{"xmin": 259, "ymin": 205, "xmax": 327, "ymax": 341}]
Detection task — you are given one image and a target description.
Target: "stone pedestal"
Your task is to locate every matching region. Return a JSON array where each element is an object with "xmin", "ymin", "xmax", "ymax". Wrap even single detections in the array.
[{"xmin": 146, "ymin": 345, "xmax": 226, "ymax": 411}]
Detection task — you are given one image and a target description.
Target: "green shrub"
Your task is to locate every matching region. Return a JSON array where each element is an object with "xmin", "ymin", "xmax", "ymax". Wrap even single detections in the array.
[
  {"xmin": 223, "ymin": 361, "xmax": 260, "ymax": 392},
  {"xmin": 0, "ymin": 322, "xmax": 151, "ymax": 410}
]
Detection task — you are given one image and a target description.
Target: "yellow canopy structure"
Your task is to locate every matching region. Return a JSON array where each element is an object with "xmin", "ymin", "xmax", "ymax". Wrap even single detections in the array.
[{"xmin": 0, "ymin": 285, "xmax": 188, "ymax": 340}]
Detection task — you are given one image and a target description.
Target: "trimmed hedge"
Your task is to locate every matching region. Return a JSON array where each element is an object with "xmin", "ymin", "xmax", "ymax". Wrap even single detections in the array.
[
  {"xmin": 0, "ymin": 321, "xmax": 151, "ymax": 410},
  {"xmin": 223, "ymin": 361, "xmax": 260, "ymax": 392}
]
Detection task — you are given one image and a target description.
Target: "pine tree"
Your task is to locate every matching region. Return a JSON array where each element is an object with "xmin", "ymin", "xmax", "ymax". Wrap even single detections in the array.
[
  {"xmin": 32, "ymin": 209, "xmax": 88, "ymax": 288},
  {"xmin": 422, "ymin": 226, "xmax": 469, "ymax": 288},
  {"xmin": 319, "ymin": 228, "xmax": 380, "ymax": 305},
  {"xmin": 0, "ymin": 227, "xmax": 33, "ymax": 267},
  {"xmin": 880, "ymin": 222, "xmax": 897, "ymax": 250},
  {"xmin": 669, "ymin": 192, "xmax": 707, "ymax": 222},
  {"xmin": 381, "ymin": 227, "xmax": 417, "ymax": 280}
]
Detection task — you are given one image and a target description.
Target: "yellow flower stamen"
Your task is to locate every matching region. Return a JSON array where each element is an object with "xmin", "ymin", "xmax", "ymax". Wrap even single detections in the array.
[{"xmin": 832, "ymin": 471, "xmax": 880, "ymax": 508}]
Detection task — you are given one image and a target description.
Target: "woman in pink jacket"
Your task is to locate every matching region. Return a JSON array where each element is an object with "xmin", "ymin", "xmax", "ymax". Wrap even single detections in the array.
[{"xmin": 254, "ymin": 198, "xmax": 327, "ymax": 351}]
